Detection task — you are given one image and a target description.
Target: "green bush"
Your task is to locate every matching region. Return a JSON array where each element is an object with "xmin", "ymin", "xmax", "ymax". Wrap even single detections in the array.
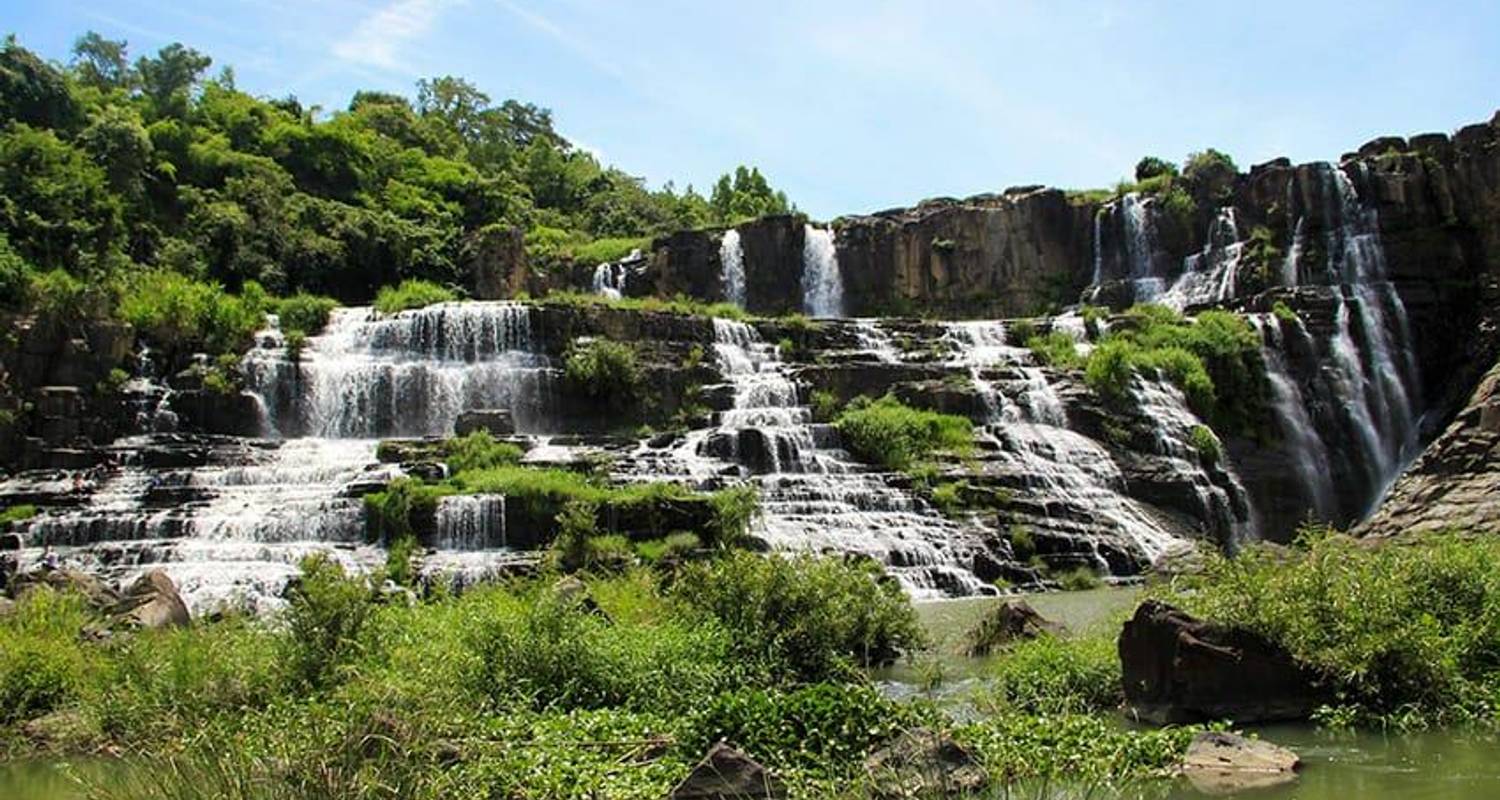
[
  {"xmin": 1272, "ymin": 300, "xmax": 1299, "ymax": 323},
  {"xmin": 834, "ymin": 395, "xmax": 972, "ymax": 471},
  {"xmin": 809, "ymin": 389, "xmax": 841, "ymax": 423},
  {"xmin": 0, "ymin": 588, "xmax": 92, "ymax": 724},
  {"xmin": 466, "ymin": 588, "xmax": 731, "ymax": 713},
  {"xmin": 1008, "ymin": 317, "xmax": 1037, "ymax": 343},
  {"xmin": 282, "ymin": 554, "xmax": 374, "ymax": 690},
  {"xmin": 1027, "ymin": 331, "xmax": 1082, "ymax": 369},
  {"xmin": 563, "ymin": 338, "xmax": 641, "ymax": 410},
  {"xmin": 634, "ymin": 531, "xmax": 702, "ymax": 564},
  {"xmin": 572, "ymin": 236, "xmax": 651, "ymax": 265},
  {"xmin": 1190, "ymin": 424, "xmax": 1222, "ymax": 465},
  {"xmin": 1161, "ymin": 530, "xmax": 1500, "ymax": 726},
  {"xmin": 987, "ymin": 634, "xmax": 1122, "ymax": 714},
  {"xmin": 673, "ymin": 552, "xmax": 924, "ymax": 681},
  {"xmin": 1055, "ymin": 566, "xmax": 1103, "ymax": 591},
  {"xmin": 442, "ymin": 430, "xmax": 524, "ymax": 472},
  {"xmin": 119, "ymin": 271, "xmax": 268, "ymax": 356},
  {"xmin": 956, "ymin": 711, "xmax": 1197, "ymax": 781},
  {"xmin": 373, "ymin": 279, "xmax": 457, "ymax": 315},
  {"xmin": 0, "ymin": 504, "xmax": 38, "ymax": 525},
  {"xmin": 275, "ymin": 293, "xmax": 338, "ymax": 336},
  {"xmin": 1134, "ymin": 156, "xmax": 1178, "ymax": 182},
  {"xmin": 706, "ymin": 484, "xmax": 760, "ymax": 548}
]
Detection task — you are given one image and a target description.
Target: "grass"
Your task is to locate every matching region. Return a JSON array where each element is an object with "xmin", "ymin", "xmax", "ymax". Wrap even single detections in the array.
[
  {"xmin": 834, "ymin": 395, "xmax": 973, "ymax": 471},
  {"xmin": 0, "ymin": 503, "xmax": 38, "ymax": 525},
  {"xmin": 538, "ymin": 289, "xmax": 749, "ymax": 321},
  {"xmin": 373, "ymin": 279, "xmax": 458, "ymax": 315},
  {"xmin": 572, "ymin": 236, "xmax": 652, "ymax": 266},
  {"xmin": 1157, "ymin": 529, "xmax": 1500, "ymax": 728},
  {"xmin": 1027, "ymin": 331, "xmax": 1083, "ymax": 369}
]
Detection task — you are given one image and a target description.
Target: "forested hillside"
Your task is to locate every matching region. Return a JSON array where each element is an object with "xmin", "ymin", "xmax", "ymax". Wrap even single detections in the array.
[{"xmin": 0, "ymin": 32, "xmax": 791, "ymax": 311}]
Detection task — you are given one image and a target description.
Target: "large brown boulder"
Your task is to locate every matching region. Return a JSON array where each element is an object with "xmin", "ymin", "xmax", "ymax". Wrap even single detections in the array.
[
  {"xmin": 1118, "ymin": 600, "xmax": 1322, "ymax": 724},
  {"xmin": 14, "ymin": 567, "xmax": 120, "ymax": 609},
  {"xmin": 668, "ymin": 742, "xmax": 785, "ymax": 799},
  {"xmin": 962, "ymin": 599, "xmax": 1065, "ymax": 656},
  {"xmin": 110, "ymin": 569, "xmax": 190, "ymax": 629}
]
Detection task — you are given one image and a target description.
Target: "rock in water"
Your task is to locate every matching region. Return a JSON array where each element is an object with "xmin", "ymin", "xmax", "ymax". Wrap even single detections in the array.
[
  {"xmin": 454, "ymin": 409, "xmax": 516, "ymax": 437},
  {"xmin": 669, "ymin": 742, "xmax": 785, "ymax": 799},
  {"xmin": 962, "ymin": 599, "xmax": 1066, "ymax": 656},
  {"xmin": 1118, "ymin": 600, "xmax": 1321, "ymax": 723},
  {"xmin": 1181, "ymin": 731, "xmax": 1300, "ymax": 795},
  {"xmin": 110, "ymin": 569, "xmax": 191, "ymax": 629},
  {"xmin": 865, "ymin": 727, "xmax": 988, "ymax": 797}
]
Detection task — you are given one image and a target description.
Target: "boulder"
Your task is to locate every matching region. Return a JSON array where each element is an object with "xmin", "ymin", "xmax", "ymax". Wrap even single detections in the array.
[
  {"xmin": 109, "ymin": 569, "xmax": 190, "ymax": 629},
  {"xmin": 454, "ymin": 409, "xmax": 516, "ymax": 437},
  {"xmin": 0, "ymin": 532, "xmax": 23, "ymax": 550},
  {"xmin": 669, "ymin": 742, "xmax": 786, "ymax": 800},
  {"xmin": 551, "ymin": 575, "xmax": 606, "ymax": 619},
  {"xmin": 15, "ymin": 567, "xmax": 120, "ymax": 609},
  {"xmin": 1118, "ymin": 600, "xmax": 1322, "ymax": 724},
  {"xmin": 864, "ymin": 727, "xmax": 988, "ymax": 798},
  {"xmin": 1181, "ymin": 731, "xmax": 1299, "ymax": 795},
  {"xmin": 962, "ymin": 599, "xmax": 1066, "ymax": 656}
]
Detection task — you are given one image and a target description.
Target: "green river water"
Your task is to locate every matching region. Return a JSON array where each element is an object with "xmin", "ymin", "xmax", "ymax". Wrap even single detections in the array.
[{"xmin": 5, "ymin": 588, "xmax": 1500, "ymax": 799}]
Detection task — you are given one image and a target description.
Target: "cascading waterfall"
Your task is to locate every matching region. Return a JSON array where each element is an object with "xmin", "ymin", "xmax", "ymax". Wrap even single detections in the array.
[
  {"xmin": 16, "ymin": 438, "xmax": 395, "ymax": 614},
  {"xmin": 243, "ymin": 302, "xmax": 552, "ymax": 438},
  {"xmin": 801, "ymin": 225, "xmax": 845, "ymax": 318},
  {"xmin": 1251, "ymin": 315, "xmax": 1337, "ymax": 519},
  {"xmin": 434, "ymin": 494, "xmax": 506, "ymax": 550},
  {"xmin": 698, "ymin": 319, "xmax": 993, "ymax": 597},
  {"xmin": 1161, "ymin": 207, "xmax": 1245, "ymax": 310},
  {"xmin": 1089, "ymin": 193, "xmax": 1168, "ymax": 302},
  {"xmin": 720, "ymin": 229, "xmax": 746, "ymax": 308}
]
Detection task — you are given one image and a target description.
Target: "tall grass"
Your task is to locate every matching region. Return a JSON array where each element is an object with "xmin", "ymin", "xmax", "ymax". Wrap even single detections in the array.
[
  {"xmin": 373, "ymin": 279, "xmax": 457, "ymax": 314},
  {"xmin": 834, "ymin": 395, "xmax": 973, "ymax": 471}
]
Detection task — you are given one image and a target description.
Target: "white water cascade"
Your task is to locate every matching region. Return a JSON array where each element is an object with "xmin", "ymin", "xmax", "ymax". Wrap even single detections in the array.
[
  {"xmin": 1161, "ymin": 208, "xmax": 1246, "ymax": 310},
  {"xmin": 592, "ymin": 261, "xmax": 629, "ymax": 300},
  {"xmin": 243, "ymin": 302, "xmax": 552, "ymax": 438},
  {"xmin": 700, "ymin": 319, "xmax": 994, "ymax": 597},
  {"xmin": 801, "ymin": 225, "xmax": 845, "ymax": 318},
  {"xmin": 720, "ymin": 229, "xmax": 746, "ymax": 308}
]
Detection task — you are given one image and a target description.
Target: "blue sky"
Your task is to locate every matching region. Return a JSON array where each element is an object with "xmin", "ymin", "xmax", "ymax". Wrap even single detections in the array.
[{"xmin": 9, "ymin": 1, "xmax": 1499, "ymax": 219}]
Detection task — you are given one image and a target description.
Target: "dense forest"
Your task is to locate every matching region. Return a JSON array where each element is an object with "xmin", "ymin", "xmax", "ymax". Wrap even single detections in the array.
[{"xmin": 0, "ymin": 32, "xmax": 792, "ymax": 317}]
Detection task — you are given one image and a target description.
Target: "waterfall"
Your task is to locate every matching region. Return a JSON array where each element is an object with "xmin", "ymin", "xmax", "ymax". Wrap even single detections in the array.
[
  {"xmin": 851, "ymin": 320, "xmax": 900, "ymax": 364},
  {"xmin": 1252, "ymin": 315, "xmax": 1336, "ymax": 519},
  {"xmin": 435, "ymin": 494, "xmax": 506, "ymax": 550},
  {"xmin": 1161, "ymin": 207, "xmax": 1245, "ymax": 310},
  {"xmin": 720, "ymin": 229, "xmax": 745, "ymax": 308},
  {"xmin": 592, "ymin": 261, "xmax": 628, "ymax": 300},
  {"xmin": 695, "ymin": 319, "xmax": 993, "ymax": 598},
  {"xmin": 801, "ymin": 225, "xmax": 845, "ymax": 318},
  {"xmin": 243, "ymin": 302, "xmax": 553, "ymax": 438},
  {"xmin": 1088, "ymin": 193, "xmax": 1168, "ymax": 302}
]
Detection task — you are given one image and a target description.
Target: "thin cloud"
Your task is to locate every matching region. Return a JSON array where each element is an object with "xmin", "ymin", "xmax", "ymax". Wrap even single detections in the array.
[{"xmin": 333, "ymin": 0, "xmax": 457, "ymax": 72}]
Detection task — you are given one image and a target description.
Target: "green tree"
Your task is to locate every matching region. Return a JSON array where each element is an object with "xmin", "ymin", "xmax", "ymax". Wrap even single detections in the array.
[
  {"xmin": 136, "ymin": 42, "xmax": 212, "ymax": 118},
  {"xmin": 0, "ymin": 36, "xmax": 82, "ymax": 130},
  {"xmin": 70, "ymin": 31, "xmax": 132, "ymax": 91}
]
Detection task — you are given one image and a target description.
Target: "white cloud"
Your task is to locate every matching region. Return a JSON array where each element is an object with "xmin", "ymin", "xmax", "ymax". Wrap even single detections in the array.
[{"xmin": 333, "ymin": 0, "xmax": 457, "ymax": 72}]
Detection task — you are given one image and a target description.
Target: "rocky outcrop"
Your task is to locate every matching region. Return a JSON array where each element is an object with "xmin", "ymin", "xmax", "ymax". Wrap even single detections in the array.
[
  {"xmin": 864, "ymin": 727, "xmax": 988, "ymax": 798},
  {"xmin": 837, "ymin": 188, "xmax": 1095, "ymax": 318},
  {"xmin": 1119, "ymin": 600, "xmax": 1323, "ymax": 724},
  {"xmin": 1181, "ymin": 731, "xmax": 1300, "ymax": 795},
  {"xmin": 961, "ymin": 599, "xmax": 1065, "ymax": 656},
  {"xmin": 1358, "ymin": 355, "xmax": 1500, "ymax": 538},
  {"xmin": 646, "ymin": 215, "xmax": 808, "ymax": 315},
  {"xmin": 109, "ymin": 569, "xmax": 191, "ymax": 629},
  {"xmin": 465, "ymin": 225, "xmax": 529, "ymax": 300},
  {"xmin": 455, "ymin": 409, "xmax": 516, "ymax": 437},
  {"xmin": 670, "ymin": 742, "xmax": 785, "ymax": 800}
]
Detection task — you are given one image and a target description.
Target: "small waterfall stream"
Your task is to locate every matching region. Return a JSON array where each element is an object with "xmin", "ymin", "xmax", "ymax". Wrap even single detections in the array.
[
  {"xmin": 802, "ymin": 225, "xmax": 845, "ymax": 318},
  {"xmin": 720, "ymin": 229, "xmax": 745, "ymax": 308}
]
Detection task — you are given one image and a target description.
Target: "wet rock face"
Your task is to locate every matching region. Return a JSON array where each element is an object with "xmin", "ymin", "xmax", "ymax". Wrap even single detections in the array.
[
  {"xmin": 1358, "ymin": 354, "xmax": 1500, "ymax": 538},
  {"xmin": 1119, "ymin": 600, "xmax": 1323, "ymax": 724},
  {"xmin": 647, "ymin": 215, "xmax": 807, "ymax": 315},
  {"xmin": 466, "ymin": 225, "xmax": 529, "ymax": 301},
  {"xmin": 836, "ymin": 190, "xmax": 1094, "ymax": 318}
]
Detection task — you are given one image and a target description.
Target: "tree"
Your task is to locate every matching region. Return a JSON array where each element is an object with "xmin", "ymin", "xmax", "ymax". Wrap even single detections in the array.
[
  {"xmin": 136, "ymin": 43, "xmax": 212, "ymax": 118},
  {"xmin": 79, "ymin": 104, "xmax": 154, "ymax": 202},
  {"xmin": 0, "ymin": 36, "xmax": 82, "ymax": 130},
  {"xmin": 415, "ymin": 75, "xmax": 490, "ymax": 140},
  {"xmin": 0, "ymin": 124, "xmax": 122, "ymax": 272},
  {"xmin": 709, "ymin": 165, "xmax": 791, "ymax": 224},
  {"xmin": 1134, "ymin": 156, "xmax": 1178, "ymax": 182},
  {"xmin": 71, "ymin": 31, "xmax": 131, "ymax": 91}
]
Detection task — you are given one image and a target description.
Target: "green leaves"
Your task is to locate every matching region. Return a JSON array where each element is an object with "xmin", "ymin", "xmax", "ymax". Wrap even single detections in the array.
[{"xmin": 834, "ymin": 395, "xmax": 974, "ymax": 472}]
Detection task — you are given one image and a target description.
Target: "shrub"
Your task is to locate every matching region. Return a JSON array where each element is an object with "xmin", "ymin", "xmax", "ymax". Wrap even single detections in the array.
[
  {"xmin": 442, "ymin": 430, "xmax": 524, "ymax": 472},
  {"xmin": 635, "ymin": 531, "xmax": 702, "ymax": 564},
  {"xmin": 809, "ymin": 389, "xmax": 841, "ymax": 423},
  {"xmin": 1008, "ymin": 317, "xmax": 1037, "ymax": 343},
  {"xmin": 553, "ymin": 499, "xmax": 601, "ymax": 573},
  {"xmin": 282, "ymin": 554, "xmax": 374, "ymax": 690},
  {"xmin": 834, "ymin": 395, "xmax": 972, "ymax": 471},
  {"xmin": 119, "ymin": 271, "xmax": 268, "ymax": 356},
  {"xmin": 0, "ymin": 503, "xmax": 38, "ymax": 525},
  {"xmin": 364, "ymin": 477, "xmax": 449, "ymax": 543},
  {"xmin": 26, "ymin": 268, "xmax": 115, "ymax": 321},
  {"xmin": 563, "ymin": 338, "xmax": 640, "ymax": 410},
  {"xmin": 707, "ymin": 484, "xmax": 760, "ymax": 548},
  {"xmin": 1184, "ymin": 148, "xmax": 1238, "ymax": 183},
  {"xmin": 1027, "ymin": 331, "xmax": 1082, "ymax": 369},
  {"xmin": 1190, "ymin": 424, "xmax": 1222, "ymax": 465},
  {"xmin": 986, "ymin": 634, "xmax": 1122, "ymax": 714},
  {"xmin": 384, "ymin": 533, "xmax": 419, "ymax": 586},
  {"xmin": 275, "ymin": 293, "xmax": 338, "ymax": 336},
  {"xmin": 465, "ymin": 589, "xmax": 731, "ymax": 712},
  {"xmin": 373, "ymin": 279, "xmax": 457, "ymax": 314},
  {"xmin": 1134, "ymin": 156, "xmax": 1178, "ymax": 182},
  {"xmin": 573, "ymin": 236, "xmax": 651, "ymax": 265},
  {"xmin": 673, "ymin": 552, "xmax": 924, "ymax": 681},
  {"xmin": 1272, "ymin": 300, "xmax": 1299, "ymax": 323},
  {"xmin": 0, "ymin": 587, "xmax": 92, "ymax": 724},
  {"xmin": 956, "ymin": 711, "xmax": 1197, "ymax": 781},
  {"xmin": 930, "ymin": 481, "xmax": 963, "ymax": 515},
  {"xmin": 1008, "ymin": 525, "xmax": 1036, "ymax": 561},
  {"xmin": 1054, "ymin": 566, "xmax": 1104, "ymax": 591}
]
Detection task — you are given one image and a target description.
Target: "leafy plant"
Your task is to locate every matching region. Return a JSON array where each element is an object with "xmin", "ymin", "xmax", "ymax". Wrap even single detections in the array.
[
  {"xmin": 834, "ymin": 395, "xmax": 973, "ymax": 471},
  {"xmin": 373, "ymin": 279, "xmax": 457, "ymax": 315}
]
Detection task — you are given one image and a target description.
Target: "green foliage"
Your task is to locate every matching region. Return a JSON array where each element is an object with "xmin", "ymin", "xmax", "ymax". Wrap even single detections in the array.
[
  {"xmin": 373, "ymin": 279, "xmax": 457, "ymax": 315},
  {"xmin": 1190, "ymin": 424, "xmax": 1222, "ymax": 465},
  {"xmin": 809, "ymin": 388, "xmax": 841, "ymax": 423},
  {"xmin": 572, "ymin": 236, "xmax": 651, "ymax": 265},
  {"xmin": 553, "ymin": 499, "xmax": 602, "ymax": 573},
  {"xmin": 282, "ymin": 554, "xmax": 373, "ymax": 690},
  {"xmin": 274, "ymin": 293, "xmax": 338, "ymax": 336},
  {"xmin": 441, "ymin": 430, "xmax": 524, "ymax": 472},
  {"xmin": 1027, "ymin": 331, "xmax": 1083, "ymax": 369},
  {"xmin": 1134, "ymin": 156, "xmax": 1179, "ymax": 182},
  {"xmin": 384, "ymin": 533, "xmax": 419, "ymax": 587},
  {"xmin": 986, "ymin": 634, "xmax": 1122, "ymax": 715},
  {"xmin": 1083, "ymin": 304, "xmax": 1267, "ymax": 434},
  {"xmin": 0, "ymin": 588, "xmax": 92, "ymax": 724},
  {"xmin": 1272, "ymin": 299, "xmax": 1299, "ymax": 323},
  {"xmin": 119, "ymin": 271, "xmax": 268, "ymax": 356},
  {"xmin": 0, "ymin": 503, "xmax": 38, "ymax": 524},
  {"xmin": 685, "ymin": 684, "xmax": 913, "ymax": 772},
  {"xmin": 1160, "ymin": 530, "xmax": 1500, "ymax": 727},
  {"xmin": 1009, "ymin": 525, "xmax": 1036, "ymax": 562},
  {"xmin": 673, "ymin": 552, "xmax": 924, "ymax": 681},
  {"xmin": 1008, "ymin": 317, "xmax": 1037, "ymax": 343},
  {"xmin": 1054, "ymin": 566, "xmax": 1104, "ymax": 591},
  {"xmin": 956, "ymin": 712, "xmax": 1197, "ymax": 782},
  {"xmin": 1184, "ymin": 148, "xmax": 1239, "ymax": 182},
  {"xmin": 709, "ymin": 165, "xmax": 793, "ymax": 225},
  {"xmin": 563, "ymin": 338, "xmax": 641, "ymax": 409},
  {"xmin": 706, "ymin": 484, "xmax": 760, "ymax": 549},
  {"xmin": 834, "ymin": 395, "xmax": 973, "ymax": 471},
  {"xmin": 538, "ymin": 289, "xmax": 750, "ymax": 321},
  {"xmin": 634, "ymin": 531, "xmax": 702, "ymax": 564},
  {"xmin": 1080, "ymin": 305, "xmax": 1108, "ymax": 339}
]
